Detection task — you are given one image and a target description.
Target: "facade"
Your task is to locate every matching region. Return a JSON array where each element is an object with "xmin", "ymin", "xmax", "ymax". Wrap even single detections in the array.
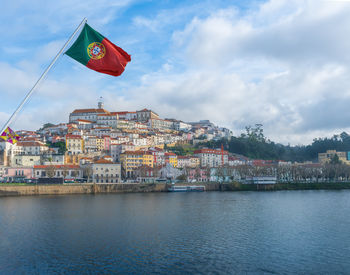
[
  {"xmin": 84, "ymin": 136, "xmax": 98, "ymax": 152},
  {"xmin": 4, "ymin": 167, "xmax": 33, "ymax": 181},
  {"xmin": 13, "ymin": 155, "xmax": 41, "ymax": 167},
  {"xmin": 165, "ymin": 152, "xmax": 178, "ymax": 167},
  {"xmin": 173, "ymin": 121, "xmax": 192, "ymax": 131},
  {"xmin": 110, "ymin": 143, "xmax": 136, "ymax": 162},
  {"xmin": 148, "ymin": 118, "xmax": 173, "ymax": 130},
  {"xmin": 318, "ymin": 150, "xmax": 350, "ymax": 164},
  {"xmin": 66, "ymin": 134, "xmax": 84, "ymax": 155},
  {"xmin": 114, "ymin": 111, "xmax": 137, "ymax": 120},
  {"xmin": 92, "ymin": 159, "xmax": 121, "ymax": 183},
  {"xmin": 116, "ymin": 119, "xmax": 136, "ymax": 129},
  {"xmin": 33, "ymin": 165, "xmax": 82, "ymax": 179},
  {"xmin": 187, "ymin": 168, "xmax": 210, "ymax": 182},
  {"xmin": 13, "ymin": 141, "xmax": 49, "ymax": 155},
  {"xmin": 177, "ymin": 156, "xmax": 200, "ymax": 168},
  {"xmin": 97, "ymin": 113, "xmax": 118, "ymax": 128},
  {"xmin": 42, "ymin": 154, "xmax": 65, "ymax": 165},
  {"xmin": 194, "ymin": 148, "xmax": 229, "ymax": 167},
  {"xmin": 148, "ymin": 147, "xmax": 165, "ymax": 167},
  {"xmin": 92, "ymin": 127, "xmax": 112, "ymax": 137},
  {"xmin": 75, "ymin": 119, "xmax": 93, "ymax": 130},
  {"xmin": 120, "ymin": 151, "xmax": 154, "ymax": 177},
  {"xmin": 228, "ymin": 156, "xmax": 246, "ymax": 166},
  {"xmin": 69, "ymin": 108, "xmax": 110, "ymax": 123},
  {"xmin": 136, "ymin": 109, "xmax": 159, "ymax": 122}
]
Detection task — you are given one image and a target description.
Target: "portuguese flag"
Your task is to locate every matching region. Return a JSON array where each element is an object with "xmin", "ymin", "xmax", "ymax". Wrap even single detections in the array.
[{"xmin": 65, "ymin": 23, "xmax": 131, "ymax": 77}]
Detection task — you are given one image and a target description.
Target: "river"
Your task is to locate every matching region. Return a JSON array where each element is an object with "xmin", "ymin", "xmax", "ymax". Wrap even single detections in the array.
[{"xmin": 1, "ymin": 190, "xmax": 350, "ymax": 274}]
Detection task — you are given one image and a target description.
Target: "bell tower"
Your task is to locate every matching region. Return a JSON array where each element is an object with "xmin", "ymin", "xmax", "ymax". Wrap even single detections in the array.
[{"xmin": 98, "ymin": 96, "xmax": 104, "ymax": 109}]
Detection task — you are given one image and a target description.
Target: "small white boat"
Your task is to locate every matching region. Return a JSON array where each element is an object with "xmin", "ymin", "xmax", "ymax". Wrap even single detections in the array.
[{"xmin": 168, "ymin": 185, "xmax": 205, "ymax": 192}]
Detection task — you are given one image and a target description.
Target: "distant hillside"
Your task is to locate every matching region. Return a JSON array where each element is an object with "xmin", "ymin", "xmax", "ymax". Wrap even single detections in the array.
[{"xmin": 197, "ymin": 125, "xmax": 350, "ymax": 162}]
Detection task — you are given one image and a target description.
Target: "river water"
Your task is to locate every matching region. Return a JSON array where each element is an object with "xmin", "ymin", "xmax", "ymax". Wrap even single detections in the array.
[{"xmin": 1, "ymin": 190, "xmax": 350, "ymax": 274}]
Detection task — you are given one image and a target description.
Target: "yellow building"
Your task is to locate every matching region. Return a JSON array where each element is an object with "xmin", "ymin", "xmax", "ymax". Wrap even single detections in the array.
[
  {"xmin": 65, "ymin": 134, "xmax": 84, "ymax": 155},
  {"xmin": 120, "ymin": 151, "xmax": 154, "ymax": 174},
  {"xmin": 96, "ymin": 137, "xmax": 105, "ymax": 151},
  {"xmin": 165, "ymin": 152, "xmax": 178, "ymax": 168},
  {"xmin": 318, "ymin": 150, "xmax": 350, "ymax": 164}
]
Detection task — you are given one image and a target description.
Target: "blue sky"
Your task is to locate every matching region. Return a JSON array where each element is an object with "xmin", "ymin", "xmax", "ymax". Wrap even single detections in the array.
[{"xmin": 2, "ymin": 0, "xmax": 350, "ymax": 145}]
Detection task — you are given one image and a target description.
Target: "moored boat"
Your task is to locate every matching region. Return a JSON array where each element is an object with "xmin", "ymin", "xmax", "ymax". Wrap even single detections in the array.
[{"xmin": 168, "ymin": 185, "xmax": 205, "ymax": 192}]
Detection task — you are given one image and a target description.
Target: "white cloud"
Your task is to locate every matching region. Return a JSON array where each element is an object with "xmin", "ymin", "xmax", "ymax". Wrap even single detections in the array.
[
  {"xmin": 126, "ymin": 0, "xmax": 350, "ymax": 145},
  {"xmin": 3, "ymin": 0, "xmax": 350, "ymax": 146}
]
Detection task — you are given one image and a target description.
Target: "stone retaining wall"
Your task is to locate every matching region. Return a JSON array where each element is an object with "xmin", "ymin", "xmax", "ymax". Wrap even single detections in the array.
[{"xmin": 0, "ymin": 182, "xmax": 223, "ymax": 197}]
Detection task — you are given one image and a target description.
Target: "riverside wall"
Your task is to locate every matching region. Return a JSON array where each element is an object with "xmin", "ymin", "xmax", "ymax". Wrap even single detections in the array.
[
  {"xmin": 3, "ymin": 182, "xmax": 348, "ymax": 197},
  {"xmin": 0, "ymin": 182, "xmax": 222, "ymax": 197}
]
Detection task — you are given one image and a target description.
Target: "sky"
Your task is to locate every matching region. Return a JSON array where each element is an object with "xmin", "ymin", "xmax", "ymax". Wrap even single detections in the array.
[{"xmin": 1, "ymin": 0, "xmax": 350, "ymax": 145}]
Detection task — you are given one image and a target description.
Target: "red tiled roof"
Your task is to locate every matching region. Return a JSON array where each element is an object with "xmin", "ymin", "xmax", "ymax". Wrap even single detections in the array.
[
  {"xmin": 16, "ymin": 141, "xmax": 46, "ymax": 147},
  {"xmin": 94, "ymin": 158, "xmax": 114, "ymax": 164},
  {"xmin": 66, "ymin": 134, "xmax": 82, "ymax": 139},
  {"xmin": 72, "ymin": 108, "xmax": 110, "ymax": 114},
  {"xmin": 76, "ymin": 119, "xmax": 93, "ymax": 123},
  {"xmin": 194, "ymin": 149, "xmax": 229, "ymax": 155},
  {"xmin": 123, "ymin": 150, "xmax": 148, "ymax": 155},
  {"xmin": 34, "ymin": 165, "xmax": 79, "ymax": 169}
]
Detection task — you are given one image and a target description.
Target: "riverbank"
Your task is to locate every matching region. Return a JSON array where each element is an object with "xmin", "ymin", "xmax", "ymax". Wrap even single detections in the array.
[
  {"xmin": 226, "ymin": 181, "xmax": 350, "ymax": 191},
  {"xmin": 1, "ymin": 182, "xmax": 350, "ymax": 197},
  {"xmin": 0, "ymin": 182, "xmax": 222, "ymax": 197}
]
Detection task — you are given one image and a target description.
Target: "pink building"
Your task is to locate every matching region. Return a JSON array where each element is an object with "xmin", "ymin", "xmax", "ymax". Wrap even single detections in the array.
[
  {"xmin": 104, "ymin": 136, "xmax": 111, "ymax": 151},
  {"xmin": 187, "ymin": 168, "xmax": 210, "ymax": 182},
  {"xmin": 5, "ymin": 167, "xmax": 34, "ymax": 180}
]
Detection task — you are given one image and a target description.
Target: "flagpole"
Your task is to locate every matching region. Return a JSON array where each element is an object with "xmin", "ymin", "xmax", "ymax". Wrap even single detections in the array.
[{"xmin": 0, "ymin": 17, "xmax": 88, "ymax": 135}]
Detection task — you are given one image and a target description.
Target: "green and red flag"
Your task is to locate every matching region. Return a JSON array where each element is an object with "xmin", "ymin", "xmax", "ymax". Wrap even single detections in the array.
[{"xmin": 65, "ymin": 23, "xmax": 131, "ymax": 77}]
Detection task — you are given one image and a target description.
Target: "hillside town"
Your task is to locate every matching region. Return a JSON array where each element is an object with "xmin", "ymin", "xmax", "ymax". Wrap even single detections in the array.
[
  {"xmin": 1, "ymin": 98, "xmax": 350, "ymax": 184},
  {"xmin": 0, "ymin": 99, "xmax": 235, "ymax": 183}
]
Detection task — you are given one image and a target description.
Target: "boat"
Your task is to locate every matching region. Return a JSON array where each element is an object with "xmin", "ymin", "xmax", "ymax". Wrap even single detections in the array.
[{"xmin": 168, "ymin": 185, "xmax": 205, "ymax": 192}]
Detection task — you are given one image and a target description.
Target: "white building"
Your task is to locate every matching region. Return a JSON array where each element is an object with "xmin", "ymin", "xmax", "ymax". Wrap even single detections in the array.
[
  {"xmin": 75, "ymin": 119, "xmax": 94, "ymax": 130},
  {"xmin": 13, "ymin": 155, "xmax": 41, "ymax": 167},
  {"xmin": 194, "ymin": 148, "xmax": 229, "ymax": 167},
  {"xmin": 148, "ymin": 118, "xmax": 173, "ymax": 130},
  {"xmin": 177, "ymin": 156, "xmax": 200, "ymax": 168},
  {"xmin": 69, "ymin": 108, "xmax": 111, "ymax": 123},
  {"xmin": 33, "ymin": 164, "xmax": 82, "ymax": 179},
  {"xmin": 110, "ymin": 143, "xmax": 135, "ymax": 162},
  {"xmin": 66, "ymin": 135, "xmax": 84, "ymax": 155},
  {"xmin": 92, "ymin": 159, "xmax": 121, "ymax": 184},
  {"xmin": 136, "ymin": 108, "xmax": 159, "ymax": 122},
  {"xmin": 96, "ymin": 113, "xmax": 118, "ymax": 128},
  {"xmin": 173, "ymin": 121, "xmax": 192, "ymax": 131},
  {"xmin": 14, "ymin": 141, "xmax": 50, "ymax": 156}
]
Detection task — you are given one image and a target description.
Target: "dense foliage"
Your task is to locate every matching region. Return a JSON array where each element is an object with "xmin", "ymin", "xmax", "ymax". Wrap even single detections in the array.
[
  {"xmin": 46, "ymin": 141, "xmax": 66, "ymax": 154},
  {"xmin": 40, "ymin": 123, "xmax": 55, "ymax": 130},
  {"xmin": 198, "ymin": 125, "xmax": 350, "ymax": 162}
]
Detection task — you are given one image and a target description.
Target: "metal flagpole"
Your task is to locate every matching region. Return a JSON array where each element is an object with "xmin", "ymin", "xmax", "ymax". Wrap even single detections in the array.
[{"xmin": 0, "ymin": 17, "xmax": 87, "ymax": 135}]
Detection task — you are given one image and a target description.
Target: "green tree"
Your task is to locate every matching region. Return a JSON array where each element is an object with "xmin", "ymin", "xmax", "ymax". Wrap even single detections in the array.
[{"xmin": 330, "ymin": 154, "xmax": 341, "ymax": 164}]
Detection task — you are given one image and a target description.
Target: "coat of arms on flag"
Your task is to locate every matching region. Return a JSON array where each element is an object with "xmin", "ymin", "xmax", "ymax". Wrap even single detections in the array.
[{"xmin": 0, "ymin": 127, "xmax": 20, "ymax": 144}]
